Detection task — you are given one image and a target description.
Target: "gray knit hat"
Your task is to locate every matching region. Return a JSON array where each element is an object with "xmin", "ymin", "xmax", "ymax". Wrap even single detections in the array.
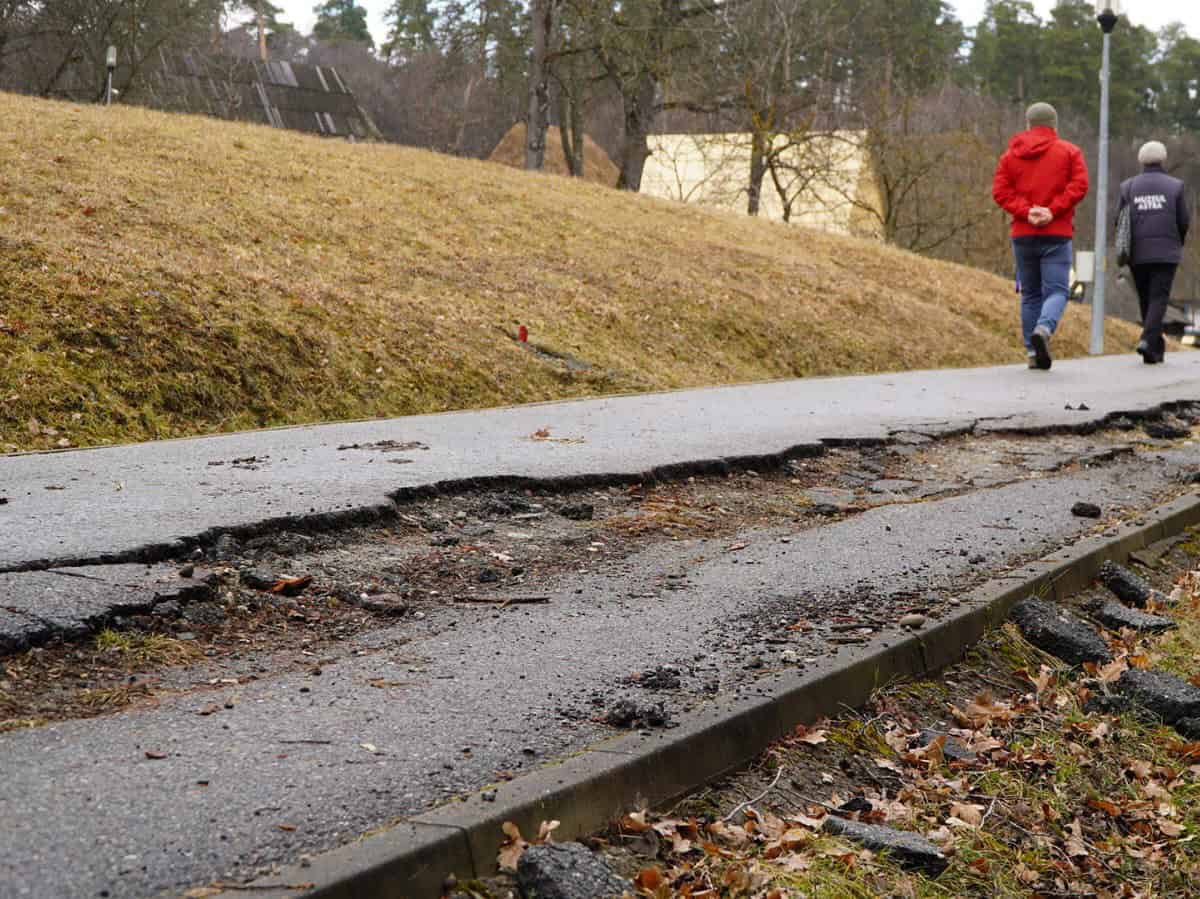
[
  {"xmin": 1025, "ymin": 102, "xmax": 1058, "ymax": 130},
  {"xmin": 1138, "ymin": 141, "xmax": 1167, "ymax": 166}
]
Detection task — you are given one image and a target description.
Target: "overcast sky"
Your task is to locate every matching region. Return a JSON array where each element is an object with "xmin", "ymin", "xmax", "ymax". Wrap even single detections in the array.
[{"xmin": 274, "ymin": 0, "xmax": 1200, "ymax": 48}]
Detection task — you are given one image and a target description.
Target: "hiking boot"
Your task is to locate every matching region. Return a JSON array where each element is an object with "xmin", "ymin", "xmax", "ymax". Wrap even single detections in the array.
[{"xmin": 1030, "ymin": 325, "xmax": 1052, "ymax": 370}]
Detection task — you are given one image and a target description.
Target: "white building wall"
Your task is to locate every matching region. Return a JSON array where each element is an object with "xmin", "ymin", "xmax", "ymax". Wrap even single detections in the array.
[{"xmin": 640, "ymin": 132, "xmax": 881, "ymax": 238}]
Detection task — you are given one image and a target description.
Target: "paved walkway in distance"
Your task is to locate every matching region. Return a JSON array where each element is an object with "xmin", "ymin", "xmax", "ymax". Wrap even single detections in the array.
[{"xmin": 3, "ymin": 353, "xmax": 1200, "ymax": 570}]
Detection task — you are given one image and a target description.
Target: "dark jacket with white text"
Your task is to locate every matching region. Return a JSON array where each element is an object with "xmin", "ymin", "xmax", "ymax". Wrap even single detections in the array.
[{"xmin": 1118, "ymin": 164, "xmax": 1191, "ymax": 266}]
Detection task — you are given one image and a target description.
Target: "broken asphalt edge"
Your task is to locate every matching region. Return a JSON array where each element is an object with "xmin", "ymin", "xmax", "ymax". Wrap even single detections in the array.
[
  {"xmin": 210, "ymin": 490, "xmax": 1200, "ymax": 899},
  {"xmin": 6, "ymin": 398, "xmax": 1197, "ymax": 577}
]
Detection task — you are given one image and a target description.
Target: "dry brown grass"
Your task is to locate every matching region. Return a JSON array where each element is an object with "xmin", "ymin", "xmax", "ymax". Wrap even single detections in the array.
[{"xmin": 0, "ymin": 92, "xmax": 1140, "ymax": 452}]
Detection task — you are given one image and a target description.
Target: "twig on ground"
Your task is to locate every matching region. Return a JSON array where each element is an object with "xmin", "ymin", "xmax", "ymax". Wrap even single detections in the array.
[
  {"xmin": 979, "ymin": 794, "xmax": 1000, "ymax": 828},
  {"xmin": 456, "ymin": 595, "xmax": 550, "ymax": 606},
  {"xmin": 722, "ymin": 766, "xmax": 785, "ymax": 822},
  {"xmin": 206, "ymin": 883, "xmax": 316, "ymax": 892}
]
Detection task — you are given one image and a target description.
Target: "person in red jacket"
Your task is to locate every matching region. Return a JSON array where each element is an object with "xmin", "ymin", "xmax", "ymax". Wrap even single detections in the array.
[{"xmin": 993, "ymin": 102, "xmax": 1090, "ymax": 370}]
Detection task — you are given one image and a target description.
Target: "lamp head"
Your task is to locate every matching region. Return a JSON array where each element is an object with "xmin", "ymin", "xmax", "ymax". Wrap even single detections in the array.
[
  {"xmin": 106, "ymin": 45, "xmax": 117, "ymax": 69},
  {"xmin": 1095, "ymin": 0, "xmax": 1122, "ymax": 32}
]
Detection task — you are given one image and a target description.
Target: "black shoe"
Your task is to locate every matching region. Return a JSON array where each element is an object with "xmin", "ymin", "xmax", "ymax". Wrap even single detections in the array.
[
  {"xmin": 1031, "ymin": 326, "xmax": 1052, "ymax": 370},
  {"xmin": 1137, "ymin": 339, "xmax": 1149, "ymax": 361}
]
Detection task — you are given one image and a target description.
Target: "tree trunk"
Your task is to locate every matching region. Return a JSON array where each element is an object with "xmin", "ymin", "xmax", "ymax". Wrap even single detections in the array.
[
  {"xmin": 257, "ymin": 5, "xmax": 268, "ymax": 62},
  {"xmin": 615, "ymin": 71, "xmax": 657, "ymax": 191},
  {"xmin": 557, "ymin": 83, "xmax": 584, "ymax": 177},
  {"xmin": 747, "ymin": 132, "xmax": 768, "ymax": 215},
  {"xmin": 524, "ymin": 0, "xmax": 554, "ymax": 170},
  {"xmin": 454, "ymin": 73, "xmax": 479, "ymax": 155}
]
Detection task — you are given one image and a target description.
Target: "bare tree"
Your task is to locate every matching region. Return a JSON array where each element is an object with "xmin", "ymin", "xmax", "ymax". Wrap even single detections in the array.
[{"xmin": 524, "ymin": 0, "xmax": 560, "ymax": 168}]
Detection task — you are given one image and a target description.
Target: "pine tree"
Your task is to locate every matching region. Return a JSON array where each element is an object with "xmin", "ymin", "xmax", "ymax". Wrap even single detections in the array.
[
  {"xmin": 313, "ymin": 0, "xmax": 373, "ymax": 47},
  {"xmin": 383, "ymin": 0, "xmax": 436, "ymax": 60}
]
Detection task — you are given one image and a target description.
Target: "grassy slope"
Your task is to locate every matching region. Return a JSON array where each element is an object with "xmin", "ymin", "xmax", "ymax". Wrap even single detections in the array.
[{"xmin": 0, "ymin": 93, "xmax": 1139, "ymax": 452}]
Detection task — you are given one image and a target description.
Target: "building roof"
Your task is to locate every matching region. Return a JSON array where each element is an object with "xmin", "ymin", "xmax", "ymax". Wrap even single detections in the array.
[{"xmin": 146, "ymin": 50, "xmax": 378, "ymax": 139}]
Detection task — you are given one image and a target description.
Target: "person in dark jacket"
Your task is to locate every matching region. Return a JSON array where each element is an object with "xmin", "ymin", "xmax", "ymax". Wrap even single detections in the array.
[
  {"xmin": 993, "ymin": 102, "xmax": 1090, "ymax": 370},
  {"xmin": 1117, "ymin": 141, "xmax": 1191, "ymax": 364}
]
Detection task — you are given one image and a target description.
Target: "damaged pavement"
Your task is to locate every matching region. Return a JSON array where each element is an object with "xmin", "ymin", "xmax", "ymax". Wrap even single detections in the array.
[{"xmin": 6, "ymin": 409, "xmax": 1200, "ymax": 896}]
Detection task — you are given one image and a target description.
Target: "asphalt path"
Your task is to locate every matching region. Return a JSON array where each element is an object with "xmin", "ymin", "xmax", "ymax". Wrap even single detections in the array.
[
  {"xmin": 2, "ymin": 446, "xmax": 1198, "ymax": 898},
  {"xmin": 3, "ymin": 354, "xmax": 1200, "ymax": 571}
]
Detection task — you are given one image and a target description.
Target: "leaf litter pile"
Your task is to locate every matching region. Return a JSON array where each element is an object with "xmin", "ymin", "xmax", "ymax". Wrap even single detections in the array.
[{"xmin": 476, "ymin": 536, "xmax": 1200, "ymax": 898}]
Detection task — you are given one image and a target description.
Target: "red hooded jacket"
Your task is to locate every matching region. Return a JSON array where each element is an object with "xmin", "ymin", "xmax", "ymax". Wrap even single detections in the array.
[{"xmin": 992, "ymin": 126, "xmax": 1090, "ymax": 239}]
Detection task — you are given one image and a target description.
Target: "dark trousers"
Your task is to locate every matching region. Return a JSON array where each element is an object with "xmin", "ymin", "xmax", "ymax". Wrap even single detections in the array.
[{"xmin": 1131, "ymin": 263, "xmax": 1177, "ymax": 357}]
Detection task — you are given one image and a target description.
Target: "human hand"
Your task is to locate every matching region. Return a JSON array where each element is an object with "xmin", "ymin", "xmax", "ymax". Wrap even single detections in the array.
[{"xmin": 1028, "ymin": 206, "xmax": 1053, "ymax": 227}]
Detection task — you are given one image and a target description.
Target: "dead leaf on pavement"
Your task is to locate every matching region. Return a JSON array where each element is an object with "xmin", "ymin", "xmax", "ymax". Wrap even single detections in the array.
[{"xmin": 269, "ymin": 575, "xmax": 313, "ymax": 595}]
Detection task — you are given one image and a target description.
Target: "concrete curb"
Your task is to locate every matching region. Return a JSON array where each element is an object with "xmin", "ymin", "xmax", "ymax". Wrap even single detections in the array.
[{"xmin": 215, "ymin": 491, "xmax": 1200, "ymax": 899}]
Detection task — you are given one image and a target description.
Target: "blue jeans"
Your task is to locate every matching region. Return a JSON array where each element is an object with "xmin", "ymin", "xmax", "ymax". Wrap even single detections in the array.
[{"xmin": 1013, "ymin": 237, "xmax": 1072, "ymax": 351}]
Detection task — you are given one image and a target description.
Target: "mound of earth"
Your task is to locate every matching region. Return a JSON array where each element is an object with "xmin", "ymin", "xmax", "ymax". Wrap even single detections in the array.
[{"xmin": 488, "ymin": 122, "xmax": 619, "ymax": 186}]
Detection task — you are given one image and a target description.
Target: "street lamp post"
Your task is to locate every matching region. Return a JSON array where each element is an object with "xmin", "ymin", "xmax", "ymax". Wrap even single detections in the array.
[
  {"xmin": 104, "ymin": 45, "xmax": 117, "ymax": 106},
  {"xmin": 1089, "ymin": 0, "xmax": 1122, "ymax": 355}
]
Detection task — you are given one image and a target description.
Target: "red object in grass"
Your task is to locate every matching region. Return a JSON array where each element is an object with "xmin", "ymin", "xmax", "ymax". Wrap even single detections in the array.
[{"xmin": 518, "ymin": 325, "xmax": 528, "ymax": 342}]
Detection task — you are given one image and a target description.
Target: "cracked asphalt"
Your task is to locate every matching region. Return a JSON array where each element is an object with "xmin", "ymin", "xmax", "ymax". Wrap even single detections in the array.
[
  {"xmin": 4, "ymin": 353, "xmax": 1200, "ymax": 571},
  {"xmin": 5, "ymin": 357, "xmax": 1200, "ymax": 898},
  {"xmin": 3, "ymin": 434, "xmax": 1200, "ymax": 898}
]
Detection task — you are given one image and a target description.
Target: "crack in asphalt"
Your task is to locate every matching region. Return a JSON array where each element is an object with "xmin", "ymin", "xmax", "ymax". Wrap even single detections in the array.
[{"xmin": 0, "ymin": 402, "xmax": 1189, "ymax": 578}]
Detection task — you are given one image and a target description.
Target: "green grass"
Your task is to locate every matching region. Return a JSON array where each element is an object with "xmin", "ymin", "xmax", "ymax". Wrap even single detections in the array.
[
  {"xmin": 0, "ymin": 92, "xmax": 1144, "ymax": 453},
  {"xmin": 94, "ymin": 628, "xmax": 200, "ymax": 667}
]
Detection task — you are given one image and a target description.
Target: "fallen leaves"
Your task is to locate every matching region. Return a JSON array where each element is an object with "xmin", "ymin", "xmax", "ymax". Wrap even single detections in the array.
[
  {"xmin": 496, "ymin": 819, "xmax": 559, "ymax": 871},
  {"xmin": 948, "ymin": 802, "xmax": 984, "ymax": 828},
  {"xmin": 269, "ymin": 575, "xmax": 313, "ymax": 595},
  {"xmin": 790, "ymin": 724, "xmax": 827, "ymax": 746}
]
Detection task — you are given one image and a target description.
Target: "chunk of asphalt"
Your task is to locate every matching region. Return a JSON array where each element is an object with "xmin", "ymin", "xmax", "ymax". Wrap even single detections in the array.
[
  {"xmin": 557, "ymin": 503, "xmax": 595, "ymax": 521},
  {"xmin": 1071, "ymin": 501, "xmax": 1102, "ymax": 519},
  {"xmin": 1010, "ymin": 597, "xmax": 1111, "ymax": 666},
  {"xmin": 515, "ymin": 842, "xmax": 632, "ymax": 899},
  {"xmin": 868, "ymin": 479, "xmax": 919, "ymax": 494},
  {"xmin": 0, "ymin": 608, "xmax": 45, "ymax": 655},
  {"xmin": 0, "ymin": 565, "xmax": 213, "ymax": 654},
  {"xmin": 1175, "ymin": 718, "xmax": 1200, "ymax": 740},
  {"xmin": 238, "ymin": 568, "xmax": 277, "ymax": 591},
  {"xmin": 1098, "ymin": 560, "xmax": 1167, "ymax": 609},
  {"xmin": 1091, "ymin": 600, "xmax": 1176, "ymax": 634},
  {"xmin": 1116, "ymin": 669, "xmax": 1200, "ymax": 724},
  {"xmin": 917, "ymin": 729, "xmax": 976, "ymax": 762},
  {"xmin": 1144, "ymin": 421, "xmax": 1190, "ymax": 440},
  {"xmin": 821, "ymin": 816, "xmax": 948, "ymax": 876}
]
